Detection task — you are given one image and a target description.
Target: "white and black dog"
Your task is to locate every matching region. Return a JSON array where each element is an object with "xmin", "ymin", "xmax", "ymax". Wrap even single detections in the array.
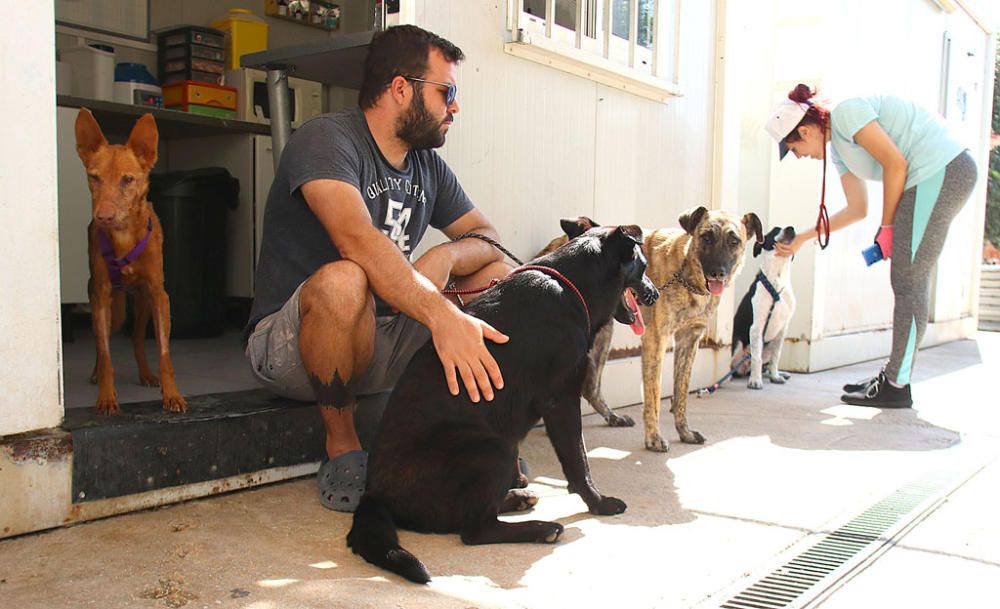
[{"xmin": 730, "ymin": 226, "xmax": 796, "ymax": 389}]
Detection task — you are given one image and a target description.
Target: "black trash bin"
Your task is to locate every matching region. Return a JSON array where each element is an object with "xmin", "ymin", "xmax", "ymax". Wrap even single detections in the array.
[{"xmin": 148, "ymin": 168, "xmax": 239, "ymax": 338}]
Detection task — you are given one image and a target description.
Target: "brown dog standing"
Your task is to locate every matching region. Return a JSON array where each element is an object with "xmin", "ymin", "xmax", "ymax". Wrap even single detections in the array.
[
  {"xmin": 640, "ymin": 206, "xmax": 761, "ymax": 451},
  {"xmin": 75, "ymin": 108, "xmax": 186, "ymax": 414}
]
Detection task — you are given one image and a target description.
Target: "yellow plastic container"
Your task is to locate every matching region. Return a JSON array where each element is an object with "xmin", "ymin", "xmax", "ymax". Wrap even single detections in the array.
[{"xmin": 210, "ymin": 8, "xmax": 269, "ymax": 70}]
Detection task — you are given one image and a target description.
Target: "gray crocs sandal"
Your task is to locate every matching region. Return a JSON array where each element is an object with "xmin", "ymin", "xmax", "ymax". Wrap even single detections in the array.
[{"xmin": 317, "ymin": 450, "xmax": 367, "ymax": 512}]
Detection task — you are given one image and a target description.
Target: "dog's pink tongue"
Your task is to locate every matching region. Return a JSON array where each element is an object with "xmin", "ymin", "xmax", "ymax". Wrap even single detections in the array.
[
  {"xmin": 625, "ymin": 289, "xmax": 645, "ymax": 336},
  {"xmin": 708, "ymin": 280, "xmax": 725, "ymax": 296}
]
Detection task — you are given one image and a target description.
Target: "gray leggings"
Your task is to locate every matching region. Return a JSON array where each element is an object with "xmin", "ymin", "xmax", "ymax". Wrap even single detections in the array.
[{"xmin": 886, "ymin": 150, "xmax": 977, "ymax": 385}]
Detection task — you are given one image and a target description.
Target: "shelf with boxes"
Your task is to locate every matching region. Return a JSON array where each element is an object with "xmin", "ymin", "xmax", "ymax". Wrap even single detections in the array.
[
  {"xmin": 265, "ymin": 0, "xmax": 342, "ymax": 31},
  {"xmin": 156, "ymin": 25, "xmax": 239, "ymax": 118},
  {"xmin": 158, "ymin": 26, "xmax": 228, "ymax": 86},
  {"xmin": 55, "ymin": 95, "xmax": 270, "ymax": 139}
]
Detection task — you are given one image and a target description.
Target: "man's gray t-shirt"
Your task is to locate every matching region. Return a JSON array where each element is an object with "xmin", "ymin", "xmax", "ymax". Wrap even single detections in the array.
[{"xmin": 246, "ymin": 106, "xmax": 474, "ymax": 337}]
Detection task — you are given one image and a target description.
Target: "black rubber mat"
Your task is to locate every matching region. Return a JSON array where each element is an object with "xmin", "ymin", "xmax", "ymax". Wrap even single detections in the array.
[{"xmin": 63, "ymin": 389, "xmax": 390, "ymax": 503}]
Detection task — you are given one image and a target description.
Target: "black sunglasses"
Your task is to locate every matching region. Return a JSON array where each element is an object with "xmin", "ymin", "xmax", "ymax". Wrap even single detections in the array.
[{"xmin": 403, "ymin": 76, "xmax": 457, "ymax": 106}]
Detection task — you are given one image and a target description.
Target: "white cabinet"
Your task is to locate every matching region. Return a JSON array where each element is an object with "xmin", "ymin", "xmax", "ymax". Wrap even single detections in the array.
[
  {"xmin": 164, "ymin": 134, "xmax": 274, "ymax": 298},
  {"xmin": 57, "ymin": 106, "xmax": 94, "ymax": 304}
]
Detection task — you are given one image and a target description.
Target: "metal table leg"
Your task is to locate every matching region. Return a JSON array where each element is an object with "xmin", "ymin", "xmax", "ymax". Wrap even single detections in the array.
[{"xmin": 265, "ymin": 67, "xmax": 292, "ymax": 173}]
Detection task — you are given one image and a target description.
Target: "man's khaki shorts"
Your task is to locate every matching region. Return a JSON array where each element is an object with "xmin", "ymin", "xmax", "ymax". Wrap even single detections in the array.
[{"xmin": 245, "ymin": 282, "xmax": 432, "ymax": 402}]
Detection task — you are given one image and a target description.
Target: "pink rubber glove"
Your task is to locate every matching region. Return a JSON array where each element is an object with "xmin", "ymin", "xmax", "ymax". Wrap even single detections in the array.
[{"xmin": 875, "ymin": 225, "xmax": 893, "ymax": 259}]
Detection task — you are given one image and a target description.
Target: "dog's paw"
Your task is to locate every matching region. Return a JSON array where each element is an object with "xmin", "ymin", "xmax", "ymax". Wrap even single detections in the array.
[
  {"xmin": 769, "ymin": 373, "xmax": 787, "ymax": 385},
  {"xmin": 748, "ymin": 377, "xmax": 763, "ymax": 390},
  {"xmin": 606, "ymin": 412, "xmax": 635, "ymax": 427},
  {"xmin": 96, "ymin": 395, "xmax": 119, "ymax": 415},
  {"xmin": 538, "ymin": 522, "xmax": 565, "ymax": 543},
  {"xmin": 644, "ymin": 433, "xmax": 670, "ymax": 453},
  {"xmin": 500, "ymin": 489, "xmax": 539, "ymax": 513},
  {"xmin": 590, "ymin": 496, "xmax": 627, "ymax": 515},
  {"xmin": 163, "ymin": 394, "xmax": 188, "ymax": 413},
  {"xmin": 139, "ymin": 373, "xmax": 160, "ymax": 387},
  {"xmin": 678, "ymin": 428, "xmax": 705, "ymax": 445}
]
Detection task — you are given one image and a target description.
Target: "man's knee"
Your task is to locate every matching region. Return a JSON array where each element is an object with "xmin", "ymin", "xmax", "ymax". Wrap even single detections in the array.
[
  {"xmin": 300, "ymin": 261, "xmax": 374, "ymax": 320},
  {"xmin": 455, "ymin": 260, "xmax": 512, "ymax": 289},
  {"xmin": 480, "ymin": 260, "xmax": 513, "ymax": 282}
]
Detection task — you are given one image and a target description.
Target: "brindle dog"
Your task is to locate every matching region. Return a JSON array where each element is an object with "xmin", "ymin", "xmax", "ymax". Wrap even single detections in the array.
[{"xmin": 640, "ymin": 206, "xmax": 762, "ymax": 452}]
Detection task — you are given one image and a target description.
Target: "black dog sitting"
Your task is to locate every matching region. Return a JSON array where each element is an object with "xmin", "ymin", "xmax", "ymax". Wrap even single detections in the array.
[{"xmin": 347, "ymin": 223, "xmax": 659, "ymax": 583}]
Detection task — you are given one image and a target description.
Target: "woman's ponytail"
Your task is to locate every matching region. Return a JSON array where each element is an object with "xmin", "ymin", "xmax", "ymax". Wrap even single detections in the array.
[
  {"xmin": 788, "ymin": 83, "xmax": 815, "ymax": 105},
  {"xmin": 784, "ymin": 83, "xmax": 829, "ymax": 137}
]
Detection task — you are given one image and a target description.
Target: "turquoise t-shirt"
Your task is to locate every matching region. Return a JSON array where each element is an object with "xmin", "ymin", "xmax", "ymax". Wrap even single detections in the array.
[{"xmin": 829, "ymin": 95, "xmax": 965, "ymax": 190}]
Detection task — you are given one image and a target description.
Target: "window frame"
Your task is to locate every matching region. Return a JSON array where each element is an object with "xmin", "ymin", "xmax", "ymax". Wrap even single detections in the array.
[{"xmin": 505, "ymin": 0, "xmax": 682, "ymax": 103}]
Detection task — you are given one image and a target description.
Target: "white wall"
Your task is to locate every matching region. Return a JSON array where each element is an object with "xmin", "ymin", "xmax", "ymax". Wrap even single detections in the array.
[
  {"xmin": 409, "ymin": 1, "xmax": 722, "ymax": 370},
  {"xmin": 409, "ymin": 1, "xmax": 718, "ymax": 258},
  {"xmin": 0, "ymin": 2, "xmax": 63, "ymax": 435}
]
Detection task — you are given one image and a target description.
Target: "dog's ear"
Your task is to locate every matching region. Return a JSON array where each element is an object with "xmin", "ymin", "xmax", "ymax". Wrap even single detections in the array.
[
  {"xmin": 127, "ymin": 114, "xmax": 159, "ymax": 173},
  {"xmin": 678, "ymin": 206, "xmax": 708, "ymax": 235},
  {"xmin": 560, "ymin": 216, "xmax": 599, "ymax": 239},
  {"xmin": 611, "ymin": 225, "xmax": 642, "ymax": 258},
  {"xmin": 618, "ymin": 224, "xmax": 642, "ymax": 244},
  {"xmin": 75, "ymin": 108, "xmax": 108, "ymax": 166},
  {"xmin": 743, "ymin": 212, "xmax": 764, "ymax": 244},
  {"xmin": 753, "ymin": 242, "xmax": 763, "ymax": 258}
]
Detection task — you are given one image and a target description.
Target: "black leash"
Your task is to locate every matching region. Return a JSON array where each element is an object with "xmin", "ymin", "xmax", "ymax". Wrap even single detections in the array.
[
  {"xmin": 442, "ymin": 232, "xmax": 525, "ymax": 306},
  {"xmin": 454, "ymin": 232, "xmax": 525, "ymax": 266}
]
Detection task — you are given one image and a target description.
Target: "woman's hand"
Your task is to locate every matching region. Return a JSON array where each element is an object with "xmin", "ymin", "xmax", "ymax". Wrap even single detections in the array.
[
  {"xmin": 775, "ymin": 232, "xmax": 809, "ymax": 257},
  {"xmin": 874, "ymin": 225, "xmax": 894, "ymax": 259}
]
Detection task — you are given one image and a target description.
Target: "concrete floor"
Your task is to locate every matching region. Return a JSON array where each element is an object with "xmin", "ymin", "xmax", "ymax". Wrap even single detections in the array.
[
  {"xmin": 3, "ymin": 333, "xmax": 999, "ymax": 609},
  {"xmin": 61, "ymin": 328, "xmax": 256, "ymax": 409}
]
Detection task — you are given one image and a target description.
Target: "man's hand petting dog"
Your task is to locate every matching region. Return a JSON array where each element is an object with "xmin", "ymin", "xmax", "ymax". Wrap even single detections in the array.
[{"xmin": 427, "ymin": 305, "xmax": 507, "ymax": 403}]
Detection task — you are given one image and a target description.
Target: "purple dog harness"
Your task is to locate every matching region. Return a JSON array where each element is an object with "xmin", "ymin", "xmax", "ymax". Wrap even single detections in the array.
[{"xmin": 98, "ymin": 219, "xmax": 152, "ymax": 289}]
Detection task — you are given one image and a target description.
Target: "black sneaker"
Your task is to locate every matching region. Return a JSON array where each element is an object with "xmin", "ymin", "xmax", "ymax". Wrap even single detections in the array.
[
  {"xmin": 842, "ymin": 369, "xmax": 883, "ymax": 393},
  {"xmin": 841, "ymin": 372, "xmax": 912, "ymax": 409}
]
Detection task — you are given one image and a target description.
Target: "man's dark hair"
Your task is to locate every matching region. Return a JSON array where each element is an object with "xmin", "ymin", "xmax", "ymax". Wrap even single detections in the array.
[{"xmin": 358, "ymin": 25, "xmax": 465, "ymax": 109}]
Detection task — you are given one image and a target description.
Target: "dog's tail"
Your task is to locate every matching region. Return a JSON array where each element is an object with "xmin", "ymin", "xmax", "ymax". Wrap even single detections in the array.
[{"xmin": 347, "ymin": 495, "xmax": 431, "ymax": 584}]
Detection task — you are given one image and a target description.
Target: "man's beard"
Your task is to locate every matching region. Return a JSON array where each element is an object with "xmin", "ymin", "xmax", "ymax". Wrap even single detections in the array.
[{"xmin": 396, "ymin": 91, "xmax": 449, "ymax": 150}]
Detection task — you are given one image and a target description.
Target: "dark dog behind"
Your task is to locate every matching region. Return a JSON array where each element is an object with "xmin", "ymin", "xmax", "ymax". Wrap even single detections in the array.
[
  {"xmin": 534, "ymin": 217, "xmax": 643, "ymax": 427},
  {"xmin": 347, "ymin": 224, "xmax": 659, "ymax": 583}
]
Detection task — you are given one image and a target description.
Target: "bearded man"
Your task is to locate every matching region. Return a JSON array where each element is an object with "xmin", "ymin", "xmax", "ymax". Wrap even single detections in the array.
[{"xmin": 245, "ymin": 25, "xmax": 510, "ymax": 512}]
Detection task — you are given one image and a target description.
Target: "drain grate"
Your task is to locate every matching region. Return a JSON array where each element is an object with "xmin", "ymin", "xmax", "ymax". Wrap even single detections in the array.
[{"xmin": 719, "ymin": 469, "xmax": 961, "ymax": 609}]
